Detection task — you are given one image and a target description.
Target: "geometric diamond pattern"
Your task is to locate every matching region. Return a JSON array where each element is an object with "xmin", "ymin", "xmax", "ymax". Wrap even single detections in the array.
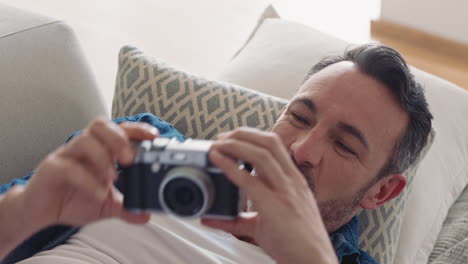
[
  {"xmin": 112, "ymin": 46, "xmax": 287, "ymax": 139},
  {"xmin": 112, "ymin": 46, "xmax": 435, "ymax": 264}
]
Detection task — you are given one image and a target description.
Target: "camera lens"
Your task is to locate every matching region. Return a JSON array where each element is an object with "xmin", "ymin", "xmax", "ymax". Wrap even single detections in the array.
[
  {"xmin": 159, "ymin": 167, "xmax": 214, "ymax": 218},
  {"xmin": 163, "ymin": 178, "xmax": 203, "ymax": 216}
]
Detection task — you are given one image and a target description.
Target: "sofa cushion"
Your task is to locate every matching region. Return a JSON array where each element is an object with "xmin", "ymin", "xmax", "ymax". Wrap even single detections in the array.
[
  {"xmin": 429, "ymin": 184, "xmax": 468, "ymax": 264},
  {"xmin": 217, "ymin": 19, "xmax": 348, "ymax": 100},
  {"xmin": 215, "ymin": 18, "xmax": 468, "ymax": 264},
  {"xmin": 0, "ymin": 4, "xmax": 107, "ymax": 185},
  {"xmin": 0, "ymin": 3, "xmax": 57, "ymax": 38}
]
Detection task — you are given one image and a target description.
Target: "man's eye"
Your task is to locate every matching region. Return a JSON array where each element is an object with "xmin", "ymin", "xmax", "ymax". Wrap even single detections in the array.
[
  {"xmin": 291, "ymin": 112, "xmax": 309, "ymax": 125},
  {"xmin": 336, "ymin": 141, "xmax": 357, "ymax": 156}
]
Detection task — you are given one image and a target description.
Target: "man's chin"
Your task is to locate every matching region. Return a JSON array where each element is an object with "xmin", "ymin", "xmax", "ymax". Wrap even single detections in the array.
[{"xmin": 318, "ymin": 198, "xmax": 362, "ymax": 233}]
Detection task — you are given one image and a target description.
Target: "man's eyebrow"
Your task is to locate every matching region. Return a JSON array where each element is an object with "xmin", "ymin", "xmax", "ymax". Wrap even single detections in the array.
[
  {"xmin": 337, "ymin": 122, "xmax": 369, "ymax": 150},
  {"xmin": 290, "ymin": 97, "xmax": 317, "ymax": 113}
]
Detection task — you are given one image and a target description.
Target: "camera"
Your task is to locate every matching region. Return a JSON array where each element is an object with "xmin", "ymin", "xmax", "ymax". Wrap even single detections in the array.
[{"xmin": 121, "ymin": 137, "xmax": 241, "ymax": 219}]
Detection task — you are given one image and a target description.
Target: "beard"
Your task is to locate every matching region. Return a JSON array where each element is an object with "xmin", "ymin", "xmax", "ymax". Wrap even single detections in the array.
[
  {"xmin": 296, "ymin": 159, "xmax": 369, "ymax": 233},
  {"xmin": 243, "ymin": 156, "xmax": 372, "ymax": 233},
  {"xmin": 316, "ymin": 189, "xmax": 367, "ymax": 233}
]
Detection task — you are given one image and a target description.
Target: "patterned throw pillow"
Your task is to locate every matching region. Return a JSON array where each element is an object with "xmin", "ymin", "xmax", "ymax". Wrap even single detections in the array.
[
  {"xmin": 112, "ymin": 46, "xmax": 287, "ymax": 138},
  {"xmin": 112, "ymin": 46, "xmax": 435, "ymax": 264}
]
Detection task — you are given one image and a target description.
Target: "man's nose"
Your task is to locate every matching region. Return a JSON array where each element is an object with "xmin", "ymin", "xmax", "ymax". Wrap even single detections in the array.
[{"xmin": 291, "ymin": 127, "xmax": 326, "ymax": 168}]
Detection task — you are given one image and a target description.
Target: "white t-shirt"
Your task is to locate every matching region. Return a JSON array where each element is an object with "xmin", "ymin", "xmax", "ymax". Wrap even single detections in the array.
[{"xmin": 18, "ymin": 215, "xmax": 275, "ymax": 264}]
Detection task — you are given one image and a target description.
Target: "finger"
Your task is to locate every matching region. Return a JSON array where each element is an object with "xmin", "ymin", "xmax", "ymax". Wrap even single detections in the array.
[
  {"xmin": 121, "ymin": 211, "xmax": 152, "ymax": 224},
  {"xmin": 99, "ymin": 186, "xmax": 124, "ymax": 219},
  {"xmin": 211, "ymin": 139, "xmax": 289, "ymax": 190},
  {"xmin": 86, "ymin": 118, "xmax": 135, "ymax": 166},
  {"xmin": 209, "ymin": 149, "xmax": 268, "ymax": 202},
  {"xmin": 117, "ymin": 122, "xmax": 159, "ymax": 166},
  {"xmin": 220, "ymin": 128, "xmax": 298, "ymax": 176},
  {"xmin": 89, "ymin": 120, "xmax": 159, "ymax": 166},
  {"xmin": 99, "ymin": 186, "xmax": 151, "ymax": 224},
  {"xmin": 59, "ymin": 132, "xmax": 114, "ymax": 184},
  {"xmin": 119, "ymin": 122, "xmax": 159, "ymax": 141},
  {"xmin": 44, "ymin": 155, "xmax": 109, "ymax": 203},
  {"xmin": 201, "ymin": 212, "xmax": 258, "ymax": 238}
]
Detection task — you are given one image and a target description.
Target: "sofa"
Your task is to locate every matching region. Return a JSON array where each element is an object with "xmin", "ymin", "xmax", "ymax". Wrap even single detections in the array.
[
  {"xmin": 1, "ymin": 3, "xmax": 467, "ymax": 264},
  {"xmin": 0, "ymin": 4, "xmax": 107, "ymax": 186}
]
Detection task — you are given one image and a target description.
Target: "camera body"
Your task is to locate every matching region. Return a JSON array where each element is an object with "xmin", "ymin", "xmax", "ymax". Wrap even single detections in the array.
[{"xmin": 121, "ymin": 138, "xmax": 240, "ymax": 219}]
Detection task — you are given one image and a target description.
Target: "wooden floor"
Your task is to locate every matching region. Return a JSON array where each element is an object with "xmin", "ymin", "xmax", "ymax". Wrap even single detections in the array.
[{"xmin": 371, "ymin": 20, "xmax": 468, "ymax": 92}]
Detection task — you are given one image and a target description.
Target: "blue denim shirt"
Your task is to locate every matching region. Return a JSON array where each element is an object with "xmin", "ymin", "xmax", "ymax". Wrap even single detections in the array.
[
  {"xmin": 330, "ymin": 217, "xmax": 377, "ymax": 264},
  {"xmin": 1, "ymin": 113, "xmax": 376, "ymax": 264}
]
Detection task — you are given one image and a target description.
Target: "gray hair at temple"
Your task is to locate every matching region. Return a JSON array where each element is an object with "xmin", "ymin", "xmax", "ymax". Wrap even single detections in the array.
[{"xmin": 302, "ymin": 44, "xmax": 433, "ymax": 180}]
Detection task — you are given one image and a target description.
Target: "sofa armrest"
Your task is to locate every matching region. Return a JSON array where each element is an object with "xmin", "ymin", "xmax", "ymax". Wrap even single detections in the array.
[{"xmin": 0, "ymin": 4, "xmax": 107, "ymax": 185}]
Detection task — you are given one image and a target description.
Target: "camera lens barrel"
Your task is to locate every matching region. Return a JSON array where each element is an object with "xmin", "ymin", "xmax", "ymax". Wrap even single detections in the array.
[{"xmin": 159, "ymin": 167, "xmax": 215, "ymax": 218}]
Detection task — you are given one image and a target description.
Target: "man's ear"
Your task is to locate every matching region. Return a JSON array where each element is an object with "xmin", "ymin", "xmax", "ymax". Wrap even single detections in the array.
[{"xmin": 360, "ymin": 174, "xmax": 407, "ymax": 210}]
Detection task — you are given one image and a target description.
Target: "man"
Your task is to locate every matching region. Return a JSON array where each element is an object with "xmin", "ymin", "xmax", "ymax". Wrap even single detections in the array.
[
  {"xmin": 202, "ymin": 44, "xmax": 432, "ymax": 263},
  {"xmin": 0, "ymin": 44, "xmax": 432, "ymax": 263}
]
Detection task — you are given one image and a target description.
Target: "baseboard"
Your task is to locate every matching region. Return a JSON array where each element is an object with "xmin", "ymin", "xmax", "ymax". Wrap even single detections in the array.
[{"xmin": 370, "ymin": 19, "xmax": 468, "ymax": 62}]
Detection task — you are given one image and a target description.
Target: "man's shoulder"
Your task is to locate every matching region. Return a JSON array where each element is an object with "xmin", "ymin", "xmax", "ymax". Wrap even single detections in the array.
[
  {"xmin": 65, "ymin": 113, "xmax": 186, "ymax": 143},
  {"xmin": 113, "ymin": 113, "xmax": 185, "ymax": 141},
  {"xmin": 357, "ymin": 249, "xmax": 378, "ymax": 264}
]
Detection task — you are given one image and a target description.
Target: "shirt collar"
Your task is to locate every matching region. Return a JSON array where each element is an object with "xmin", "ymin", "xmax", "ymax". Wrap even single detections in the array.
[{"xmin": 329, "ymin": 216, "xmax": 361, "ymax": 263}]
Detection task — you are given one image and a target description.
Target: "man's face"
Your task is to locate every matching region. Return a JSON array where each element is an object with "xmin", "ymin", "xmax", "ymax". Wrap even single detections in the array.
[{"xmin": 272, "ymin": 61, "xmax": 409, "ymax": 231}]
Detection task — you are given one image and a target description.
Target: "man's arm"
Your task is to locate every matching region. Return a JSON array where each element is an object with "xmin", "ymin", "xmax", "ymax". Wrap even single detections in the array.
[
  {"xmin": 0, "ymin": 186, "xmax": 43, "ymax": 259},
  {"xmin": 0, "ymin": 119, "xmax": 158, "ymax": 260},
  {"xmin": 202, "ymin": 127, "xmax": 339, "ymax": 264}
]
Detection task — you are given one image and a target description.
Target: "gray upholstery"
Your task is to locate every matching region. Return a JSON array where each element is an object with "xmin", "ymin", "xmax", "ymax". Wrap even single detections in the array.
[
  {"xmin": 0, "ymin": 4, "xmax": 107, "ymax": 184},
  {"xmin": 429, "ymin": 184, "xmax": 468, "ymax": 264}
]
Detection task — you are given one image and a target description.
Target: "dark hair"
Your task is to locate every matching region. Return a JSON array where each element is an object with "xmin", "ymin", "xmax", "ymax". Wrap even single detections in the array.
[{"xmin": 303, "ymin": 44, "xmax": 433, "ymax": 179}]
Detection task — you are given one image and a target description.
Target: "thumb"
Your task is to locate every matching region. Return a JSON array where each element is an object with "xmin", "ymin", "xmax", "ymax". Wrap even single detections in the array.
[
  {"xmin": 121, "ymin": 210, "xmax": 151, "ymax": 224},
  {"xmin": 105, "ymin": 187, "xmax": 151, "ymax": 224},
  {"xmin": 201, "ymin": 212, "xmax": 258, "ymax": 238}
]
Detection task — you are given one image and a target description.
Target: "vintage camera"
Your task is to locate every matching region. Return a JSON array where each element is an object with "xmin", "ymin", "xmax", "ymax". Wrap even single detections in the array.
[{"xmin": 121, "ymin": 138, "xmax": 241, "ymax": 219}]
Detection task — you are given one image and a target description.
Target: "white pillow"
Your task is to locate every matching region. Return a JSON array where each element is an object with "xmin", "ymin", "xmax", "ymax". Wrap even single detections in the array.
[
  {"xmin": 230, "ymin": 4, "xmax": 280, "ymax": 59},
  {"xmin": 215, "ymin": 18, "xmax": 468, "ymax": 264},
  {"xmin": 397, "ymin": 68, "xmax": 468, "ymax": 264},
  {"xmin": 217, "ymin": 19, "xmax": 348, "ymax": 100}
]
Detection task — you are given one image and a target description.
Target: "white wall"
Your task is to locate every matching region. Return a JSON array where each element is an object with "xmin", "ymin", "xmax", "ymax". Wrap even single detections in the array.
[
  {"xmin": 272, "ymin": 0, "xmax": 380, "ymax": 44},
  {"xmin": 381, "ymin": 0, "xmax": 468, "ymax": 44},
  {"xmin": 0, "ymin": 0, "xmax": 270, "ymax": 111},
  {"xmin": 1, "ymin": 0, "xmax": 381, "ymax": 111}
]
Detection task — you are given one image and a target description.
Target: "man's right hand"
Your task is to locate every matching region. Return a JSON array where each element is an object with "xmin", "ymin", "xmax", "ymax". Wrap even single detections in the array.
[{"xmin": 18, "ymin": 118, "xmax": 159, "ymax": 229}]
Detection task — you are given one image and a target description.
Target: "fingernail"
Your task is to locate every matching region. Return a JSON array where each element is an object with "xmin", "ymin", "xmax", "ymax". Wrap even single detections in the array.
[
  {"xmin": 108, "ymin": 167, "xmax": 118, "ymax": 181},
  {"xmin": 209, "ymin": 149, "xmax": 222, "ymax": 162},
  {"xmin": 125, "ymin": 147, "xmax": 135, "ymax": 163},
  {"xmin": 217, "ymin": 132, "xmax": 228, "ymax": 139},
  {"xmin": 147, "ymin": 127, "xmax": 158, "ymax": 135},
  {"xmin": 209, "ymin": 149, "xmax": 218, "ymax": 157}
]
